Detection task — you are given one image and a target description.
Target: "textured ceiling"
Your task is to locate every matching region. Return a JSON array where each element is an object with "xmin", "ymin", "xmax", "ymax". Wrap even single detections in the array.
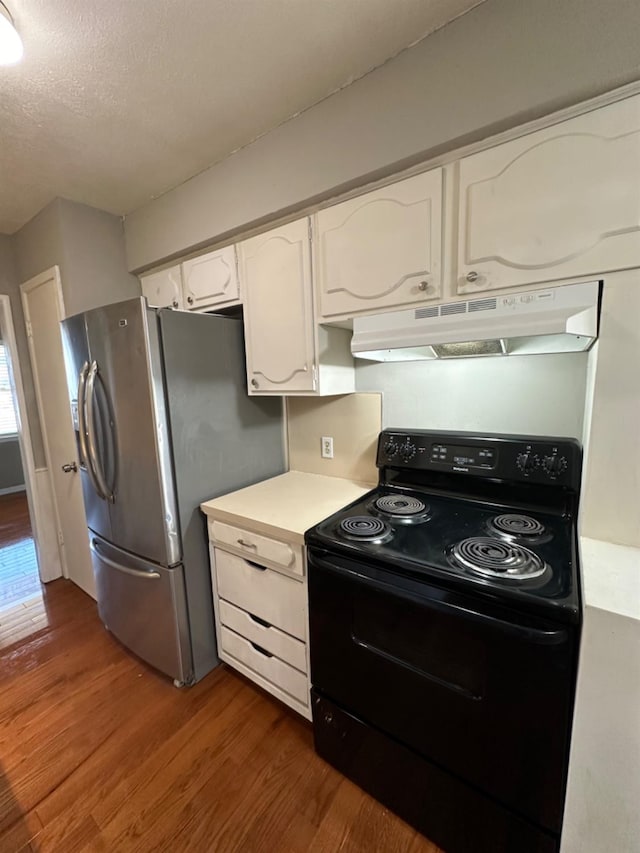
[{"xmin": 0, "ymin": 0, "xmax": 484, "ymax": 233}]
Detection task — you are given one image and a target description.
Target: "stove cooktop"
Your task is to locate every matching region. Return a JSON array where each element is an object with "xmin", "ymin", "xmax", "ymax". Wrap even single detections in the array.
[{"xmin": 306, "ymin": 485, "xmax": 580, "ymax": 624}]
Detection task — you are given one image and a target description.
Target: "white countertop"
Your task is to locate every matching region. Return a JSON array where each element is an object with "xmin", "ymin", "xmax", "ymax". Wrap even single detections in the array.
[
  {"xmin": 579, "ymin": 536, "xmax": 640, "ymax": 621},
  {"xmin": 200, "ymin": 470, "xmax": 374, "ymax": 544}
]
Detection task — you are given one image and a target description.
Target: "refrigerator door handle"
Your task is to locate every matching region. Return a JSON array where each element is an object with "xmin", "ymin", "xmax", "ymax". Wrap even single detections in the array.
[
  {"xmin": 78, "ymin": 361, "xmax": 104, "ymax": 499},
  {"xmin": 91, "ymin": 538, "xmax": 161, "ymax": 580},
  {"xmin": 86, "ymin": 361, "xmax": 114, "ymax": 502}
]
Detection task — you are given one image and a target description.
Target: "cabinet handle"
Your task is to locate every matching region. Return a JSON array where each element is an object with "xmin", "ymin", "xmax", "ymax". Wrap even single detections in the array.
[
  {"xmin": 237, "ymin": 538, "xmax": 257, "ymax": 549},
  {"xmin": 249, "ymin": 613, "xmax": 272, "ymax": 628},
  {"xmin": 187, "ymin": 295, "xmax": 194, "ymax": 305},
  {"xmin": 465, "ymin": 271, "xmax": 479, "ymax": 283},
  {"xmin": 250, "ymin": 378, "xmax": 259, "ymax": 389},
  {"xmin": 418, "ymin": 280, "xmax": 430, "ymax": 292},
  {"xmin": 250, "ymin": 641, "xmax": 273, "ymax": 658},
  {"xmin": 172, "ymin": 299, "xmax": 179, "ymax": 308}
]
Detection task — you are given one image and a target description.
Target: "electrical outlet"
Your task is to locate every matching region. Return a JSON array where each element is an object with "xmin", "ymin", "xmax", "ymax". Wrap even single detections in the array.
[{"xmin": 321, "ymin": 436, "xmax": 334, "ymax": 459}]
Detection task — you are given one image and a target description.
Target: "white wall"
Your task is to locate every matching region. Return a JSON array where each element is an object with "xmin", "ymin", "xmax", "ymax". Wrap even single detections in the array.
[
  {"xmin": 124, "ymin": 0, "xmax": 640, "ymax": 270},
  {"xmin": 580, "ymin": 271, "xmax": 640, "ymax": 548},
  {"xmin": 0, "ymin": 233, "xmax": 44, "ymax": 466},
  {"xmin": 355, "ymin": 353, "xmax": 589, "ymax": 439}
]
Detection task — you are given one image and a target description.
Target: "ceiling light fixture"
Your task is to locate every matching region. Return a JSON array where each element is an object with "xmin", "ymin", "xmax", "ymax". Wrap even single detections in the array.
[{"xmin": 0, "ymin": 1, "xmax": 23, "ymax": 65}]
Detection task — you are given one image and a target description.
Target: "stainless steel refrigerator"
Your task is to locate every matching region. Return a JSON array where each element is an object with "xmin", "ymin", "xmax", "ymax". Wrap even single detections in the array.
[{"xmin": 61, "ymin": 298, "xmax": 285, "ymax": 685}]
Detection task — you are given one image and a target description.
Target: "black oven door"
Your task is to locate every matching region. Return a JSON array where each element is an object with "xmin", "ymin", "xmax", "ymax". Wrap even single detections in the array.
[{"xmin": 308, "ymin": 547, "xmax": 577, "ymax": 835}]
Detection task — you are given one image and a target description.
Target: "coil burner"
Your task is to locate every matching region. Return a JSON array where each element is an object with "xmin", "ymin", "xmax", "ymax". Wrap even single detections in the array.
[
  {"xmin": 488, "ymin": 513, "xmax": 547, "ymax": 542},
  {"xmin": 338, "ymin": 516, "xmax": 393, "ymax": 544},
  {"xmin": 373, "ymin": 494, "xmax": 430, "ymax": 523},
  {"xmin": 448, "ymin": 537, "xmax": 549, "ymax": 581}
]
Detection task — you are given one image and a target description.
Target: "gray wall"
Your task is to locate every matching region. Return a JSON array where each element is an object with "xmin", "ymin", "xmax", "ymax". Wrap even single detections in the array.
[
  {"xmin": 0, "ymin": 234, "xmax": 44, "ymax": 466},
  {"xmin": 0, "ymin": 439, "xmax": 24, "ymax": 491},
  {"xmin": 124, "ymin": 0, "xmax": 640, "ymax": 270},
  {"xmin": 13, "ymin": 198, "xmax": 139, "ymax": 318},
  {"xmin": 355, "ymin": 354, "xmax": 589, "ymax": 440},
  {"xmin": 7, "ymin": 198, "xmax": 139, "ymax": 467}
]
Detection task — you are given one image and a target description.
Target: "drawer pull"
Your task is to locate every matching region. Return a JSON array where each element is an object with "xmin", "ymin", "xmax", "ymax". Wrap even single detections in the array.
[
  {"xmin": 237, "ymin": 538, "xmax": 257, "ymax": 549},
  {"xmin": 249, "ymin": 613, "xmax": 272, "ymax": 628},
  {"xmin": 250, "ymin": 642, "xmax": 274, "ymax": 658},
  {"xmin": 245, "ymin": 559, "xmax": 267, "ymax": 571}
]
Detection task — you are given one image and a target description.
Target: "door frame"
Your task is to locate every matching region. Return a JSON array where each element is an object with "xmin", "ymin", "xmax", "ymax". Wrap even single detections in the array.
[
  {"xmin": 0, "ymin": 294, "xmax": 61, "ymax": 582},
  {"xmin": 20, "ymin": 266, "xmax": 71, "ymax": 582}
]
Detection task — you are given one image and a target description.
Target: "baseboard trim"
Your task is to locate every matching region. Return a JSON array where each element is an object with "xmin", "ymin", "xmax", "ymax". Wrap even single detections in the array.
[{"xmin": 0, "ymin": 484, "xmax": 26, "ymax": 496}]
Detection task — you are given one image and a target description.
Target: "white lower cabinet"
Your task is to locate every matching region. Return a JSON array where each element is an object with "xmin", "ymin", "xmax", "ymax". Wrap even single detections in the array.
[
  {"xmin": 209, "ymin": 529, "xmax": 311, "ymax": 719},
  {"xmin": 219, "ymin": 627, "xmax": 308, "ymax": 706}
]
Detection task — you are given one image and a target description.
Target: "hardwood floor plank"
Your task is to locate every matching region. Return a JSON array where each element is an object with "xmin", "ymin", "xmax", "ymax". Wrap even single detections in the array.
[
  {"xmin": 0, "ymin": 493, "xmax": 41, "ymax": 611},
  {"xmin": 0, "ymin": 578, "xmax": 443, "ymax": 853}
]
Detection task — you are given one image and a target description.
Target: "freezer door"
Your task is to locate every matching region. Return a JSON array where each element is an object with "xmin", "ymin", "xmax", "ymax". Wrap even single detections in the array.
[
  {"xmin": 60, "ymin": 314, "xmax": 112, "ymax": 541},
  {"xmin": 85, "ymin": 299, "xmax": 180, "ymax": 566},
  {"xmin": 90, "ymin": 534, "xmax": 192, "ymax": 683},
  {"xmin": 160, "ymin": 309, "xmax": 286, "ymax": 681}
]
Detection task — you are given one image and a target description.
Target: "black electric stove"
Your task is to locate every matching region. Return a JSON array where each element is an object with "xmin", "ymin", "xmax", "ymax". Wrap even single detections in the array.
[{"xmin": 306, "ymin": 429, "xmax": 583, "ymax": 853}]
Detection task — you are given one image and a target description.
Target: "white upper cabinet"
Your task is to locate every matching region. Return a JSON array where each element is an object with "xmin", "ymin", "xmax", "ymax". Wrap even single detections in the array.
[
  {"xmin": 457, "ymin": 94, "xmax": 640, "ymax": 294},
  {"xmin": 139, "ymin": 265, "xmax": 183, "ymax": 309},
  {"xmin": 239, "ymin": 218, "xmax": 354, "ymax": 396},
  {"xmin": 181, "ymin": 246, "xmax": 240, "ymax": 311},
  {"xmin": 316, "ymin": 169, "xmax": 443, "ymax": 320},
  {"xmin": 240, "ymin": 218, "xmax": 317, "ymax": 394}
]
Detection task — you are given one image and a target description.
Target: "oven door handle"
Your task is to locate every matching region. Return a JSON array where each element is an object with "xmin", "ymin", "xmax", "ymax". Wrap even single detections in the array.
[{"xmin": 308, "ymin": 551, "xmax": 569, "ymax": 646}]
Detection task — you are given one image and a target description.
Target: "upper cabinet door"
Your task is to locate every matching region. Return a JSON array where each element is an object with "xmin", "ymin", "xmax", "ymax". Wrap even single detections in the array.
[
  {"xmin": 139, "ymin": 265, "xmax": 183, "ymax": 309},
  {"xmin": 316, "ymin": 169, "xmax": 443, "ymax": 321},
  {"xmin": 240, "ymin": 218, "xmax": 316, "ymax": 394},
  {"xmin": 457, "ymin": 95, "xmax": 640, "ymax": 294},
  {"xmin": 181, "ymin": 246, "xmax": 240, "ymax": 311}
]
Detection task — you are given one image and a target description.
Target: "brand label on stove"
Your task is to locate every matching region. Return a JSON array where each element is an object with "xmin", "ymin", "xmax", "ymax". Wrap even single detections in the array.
[
  {"xmin": 431, "ymin": 443, "xmax": 496, "ymax": 470},
  {"xmin": 499, "ymin": 289, "xmax": 555, "ymax": 309}
]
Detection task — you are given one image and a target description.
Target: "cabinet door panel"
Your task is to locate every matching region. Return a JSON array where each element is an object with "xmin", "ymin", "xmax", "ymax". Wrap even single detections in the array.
[
  {"xmin": 139, "ymin": 266, "xmax": 182, "ymax": 309},
  {"xmin": 458, "ymin": 95, "xmax": 640, "ymax": 294},
  {"xmin": 181, "ymin": 246, "xmax": 239, "ymax": 311},
  {"xmin": 317, "ymin": 170, "xmax": 443, "ymax": 319},
  {"xmin": 240, "ymin": 218, "xmax": 316, "ymax": 394}
]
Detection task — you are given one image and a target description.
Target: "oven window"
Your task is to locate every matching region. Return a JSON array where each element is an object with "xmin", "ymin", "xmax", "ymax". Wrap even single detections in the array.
[{"xmin": 352, "ymin": 588, "xmax": 487, "ymax": 701}]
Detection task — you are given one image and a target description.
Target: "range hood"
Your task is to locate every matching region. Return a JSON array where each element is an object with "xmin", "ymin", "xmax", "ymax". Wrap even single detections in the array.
[{"xmin": 351, "ymin": 281, "xmax": 600, "ymax": 362}]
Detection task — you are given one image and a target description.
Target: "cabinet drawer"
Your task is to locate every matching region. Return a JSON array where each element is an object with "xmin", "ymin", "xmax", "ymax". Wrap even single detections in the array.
[
  {"xmin": 220, "ymin": 626, "xmax": 308, "ymax": 706},
  {"xmin": 214, "ymin": 548, "xmax": 306, "ymax": 641},
  {"xmin": 209, "ymin": 520, "xmax": 303, "ymax": 577},
  {"xmin": 219, "ymin": 599, "xmax": 307, "ymax": 673}
]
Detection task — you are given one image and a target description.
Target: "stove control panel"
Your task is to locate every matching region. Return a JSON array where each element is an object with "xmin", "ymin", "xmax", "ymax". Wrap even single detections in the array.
[{"xmin": 377, "ymin": 429, "xmax": 581, "ymax": 489}]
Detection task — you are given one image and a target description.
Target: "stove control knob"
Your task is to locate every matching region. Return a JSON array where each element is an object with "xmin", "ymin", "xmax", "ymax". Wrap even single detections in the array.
[
  {"xmin": 383, "ymin": 439, "xmax": 399, "ymax": 458},
  {"xmin": 542, "ymin": 455, "xmax": 568, "ymax": 477},
  {"xmin": 516, "ymin": 452, "xmax": 537, "ymax": 473},
  {"xmin": 399, "ymin": 440, "xmax": 417, "ymax": 462}
]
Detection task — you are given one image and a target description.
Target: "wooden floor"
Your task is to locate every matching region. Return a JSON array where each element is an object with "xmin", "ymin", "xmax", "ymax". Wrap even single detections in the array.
[
  {"xmin": 0, "ymin": 493, "xmax": 42, "ymax": 611},
  {"xmin": 0, "ymin": 579, "xmax": 442, "ymax": 853}
]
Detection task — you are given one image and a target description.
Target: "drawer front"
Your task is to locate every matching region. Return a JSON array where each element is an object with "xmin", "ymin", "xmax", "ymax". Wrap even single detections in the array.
[
  {"xmin": 219, "ymin": 599, "xmax": 307, "ymax": 673},
  {"xmin": 220, "ymin": 626, "xmax": 309, "ymax": 706},
  {"xmin": 214, "ymin": 548, "xmax": 306, "ymax": 640},
  {"xmin": 209, "ymin": 520, "xmax": 303, "ymax": 577}
]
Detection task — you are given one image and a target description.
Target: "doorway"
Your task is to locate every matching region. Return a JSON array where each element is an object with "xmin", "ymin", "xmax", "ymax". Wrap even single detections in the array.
[
  {"xmin": 0, "ymin": 295, "xmax": 49, "ymax": 647},
  {"xmin": 20, "ymin": 269, "xmax": 94, "ymax": 598}
]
